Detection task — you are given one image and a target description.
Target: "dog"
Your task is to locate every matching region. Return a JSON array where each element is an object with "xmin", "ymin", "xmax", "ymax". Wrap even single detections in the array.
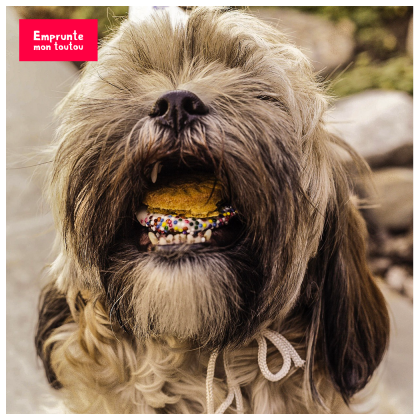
[{"xmin": 35, "ymin": 7, "xmax": 389, "ymax": 414}]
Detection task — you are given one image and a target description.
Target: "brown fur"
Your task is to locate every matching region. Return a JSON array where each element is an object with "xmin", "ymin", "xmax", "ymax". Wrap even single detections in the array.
[{"xmin": 35, "ymin": 7, "xmax": 389, "ymax": 413}]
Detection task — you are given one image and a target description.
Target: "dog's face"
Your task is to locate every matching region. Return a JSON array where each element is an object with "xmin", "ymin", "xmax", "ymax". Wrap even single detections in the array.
[{"xmin": 46, "ymin": 8, "xmax": 388, "ymax": 403}]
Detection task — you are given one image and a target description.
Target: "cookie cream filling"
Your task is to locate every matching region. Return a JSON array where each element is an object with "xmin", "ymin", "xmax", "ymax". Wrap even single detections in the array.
[{"xmin": 136, "ymin": 206, "xmax": 236, "ymax": 245}]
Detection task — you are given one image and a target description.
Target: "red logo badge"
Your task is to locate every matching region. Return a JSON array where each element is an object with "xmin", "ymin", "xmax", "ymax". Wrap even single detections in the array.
[{"xmin": 19, "ymin": 19, "xmax": 98, "ymax": 61}]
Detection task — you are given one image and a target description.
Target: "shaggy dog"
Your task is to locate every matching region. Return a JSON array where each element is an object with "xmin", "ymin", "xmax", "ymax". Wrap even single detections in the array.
[{"xmin": 36, "ymin": 7, "xmax": 389, "ymax": 414}]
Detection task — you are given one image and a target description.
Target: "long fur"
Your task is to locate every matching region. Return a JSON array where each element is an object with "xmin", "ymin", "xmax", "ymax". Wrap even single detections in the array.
[{"xmin": 35, "ymin": 7, "xmax": 389, "ymax": 413}]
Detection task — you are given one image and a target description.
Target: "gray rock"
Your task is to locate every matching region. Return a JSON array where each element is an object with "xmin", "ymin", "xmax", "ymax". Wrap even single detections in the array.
[
  {"xmin": 367, "ymin": 143, "xmax": 412, "ymax": 170},
  {"xmin": 382, "ymin": 231, "xmax": 413, "ymax": 263},
  {"xmin": 369, "ymin": 257, "xmax": 392, "ymax": 277},
  {"xmin": 370, "ymin": 168, "xmax": 413, "ymax": 233},
  {"xmin": 252, "ymin": 8, "xmax": 355, "ymax": 73},
  {"xmin": 325, "ymin": 90, "xmax": 413, "ymax": 160},
  {"xmin": 385, "ymin": 266, "xmax": 413, "ymax": 299},
  {"xmin": 385, "ymin": 266, "xmax": 406, "ymax": 292}
]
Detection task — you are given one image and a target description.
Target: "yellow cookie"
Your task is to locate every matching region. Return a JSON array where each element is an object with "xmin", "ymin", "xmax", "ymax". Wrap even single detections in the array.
[{"xmin": 143, "ymin": 175, "xmax": 222, "ymax": 218}]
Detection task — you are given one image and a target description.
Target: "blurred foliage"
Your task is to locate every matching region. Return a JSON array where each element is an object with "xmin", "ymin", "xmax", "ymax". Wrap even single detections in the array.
[
  {"xmin": 330, "ymin": 54, "xmax": 413, "ymax": 97},
  {"xmin": 293, "ymin": 6, "xmax": 411, "ymax": 59},
  {"xmin": 15, "ymin": 6, "xmax": 413, "ymax": 97},
  {"xmin": 291, "ymin": 6, "xmax": 413, "ymax": 97}
]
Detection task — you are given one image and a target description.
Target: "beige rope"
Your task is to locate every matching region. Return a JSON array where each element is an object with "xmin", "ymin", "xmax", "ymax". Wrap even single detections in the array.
[
  {"xmin": 206, "ymin": 351, "xmax": 219, "ymax": 414},
  {"xmin": 205, "ymin": 329, "xmax": 305, "ymax": 414},
  {"xmin": 256, "ymin": 329, "xmax": 305, "ymax": 381}
]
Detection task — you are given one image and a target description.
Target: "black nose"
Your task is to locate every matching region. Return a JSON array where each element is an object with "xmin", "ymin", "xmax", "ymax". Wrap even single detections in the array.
[{"xmin": 149, "ymin": 90, "xmax": 209, "ymax": 135}]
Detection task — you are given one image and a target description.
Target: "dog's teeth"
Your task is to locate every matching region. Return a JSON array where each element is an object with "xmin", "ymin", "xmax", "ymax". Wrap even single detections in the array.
[
  {"xmin": 148, "ymin": 229, "xmax": 211, "ymax": 247},
  {"xmin": 136, "ymin": 208, "xmax": 148, "ymax": 224},
  {"xmin": 158, "ymin": 163, "xmax": 163, "ymax": 173},
  {"xmin": 148, "ymin": 232, "xmax": 159, "ymax": 245},
  {"xmin": 151, "ymin": 162, "xmax": 160, "ymax": 183},
  {"xmin": 159, "ymin": 237, "xmax": 167, "ymax": 245}
]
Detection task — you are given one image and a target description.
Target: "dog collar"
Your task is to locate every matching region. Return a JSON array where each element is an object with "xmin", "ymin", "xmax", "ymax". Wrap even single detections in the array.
[{"xmin": 205, "ymin": 329, "xmax": 306, "ymax": 414}]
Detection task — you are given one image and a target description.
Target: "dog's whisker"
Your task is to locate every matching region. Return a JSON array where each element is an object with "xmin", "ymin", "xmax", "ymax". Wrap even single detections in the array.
[
  {"xmin": 96, "ymin": 69, "xmax": 126, "ymax": 92},
  {"xmin": 108, "ymin": 286, "xmax": 132, "ymax": 342}
]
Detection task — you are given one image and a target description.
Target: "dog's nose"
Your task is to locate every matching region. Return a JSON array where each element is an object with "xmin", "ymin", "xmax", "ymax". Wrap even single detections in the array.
[{"xmin": 149, "ymin": 90, "xmax": 209, "ymax": 134}]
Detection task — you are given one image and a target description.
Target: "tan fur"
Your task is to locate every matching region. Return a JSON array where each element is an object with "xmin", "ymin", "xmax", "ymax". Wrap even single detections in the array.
[
  {"xmin": 45, "ymin": 291, "xmax": 344, "ymax": 414},
  {"xmin": 36, "ymin": 7, "xmax": 389, "ymax": 413}
]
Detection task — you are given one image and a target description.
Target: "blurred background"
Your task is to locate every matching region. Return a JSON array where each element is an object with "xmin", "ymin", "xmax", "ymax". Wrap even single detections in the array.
[{"xmin": 6, "ymin": 6, "xmax": 413, "ymax": 414}]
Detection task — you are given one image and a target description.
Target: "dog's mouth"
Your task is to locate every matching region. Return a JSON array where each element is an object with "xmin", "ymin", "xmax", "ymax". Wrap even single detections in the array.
[{"xmin": 135, "ymin": 160, "xmax": 244, "ymax": 252}]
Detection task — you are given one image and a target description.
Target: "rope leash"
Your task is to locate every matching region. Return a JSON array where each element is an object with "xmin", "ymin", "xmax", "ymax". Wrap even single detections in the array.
[{"xmin": 206, "ymin": 329, "xmax": 305, "ymax": 414}]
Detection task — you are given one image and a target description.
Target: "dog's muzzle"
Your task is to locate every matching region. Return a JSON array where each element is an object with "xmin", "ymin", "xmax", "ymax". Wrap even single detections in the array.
[
  {"xmin": 135, "ymin": 90, "xmax": 244, "ymax": 253},
  {"xmin": 149, "ymin": 90, "xmax": 209, "ymax": 135}
]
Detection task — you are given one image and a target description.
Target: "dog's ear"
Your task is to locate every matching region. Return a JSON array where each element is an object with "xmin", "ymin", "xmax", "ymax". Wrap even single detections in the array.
[
  {"xmin": 35, "ymin": 282, "xmax": 72, "ymax": 389},
  {"xmin": 303, "ymin": 153, "xmax": 390, "ymax": 406}
]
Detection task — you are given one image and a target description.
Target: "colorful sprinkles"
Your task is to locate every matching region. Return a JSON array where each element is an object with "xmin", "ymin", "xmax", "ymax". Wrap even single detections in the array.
[{"xmin": 136, "ymin": 206, "xmax": 236, "ymax": 237}]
